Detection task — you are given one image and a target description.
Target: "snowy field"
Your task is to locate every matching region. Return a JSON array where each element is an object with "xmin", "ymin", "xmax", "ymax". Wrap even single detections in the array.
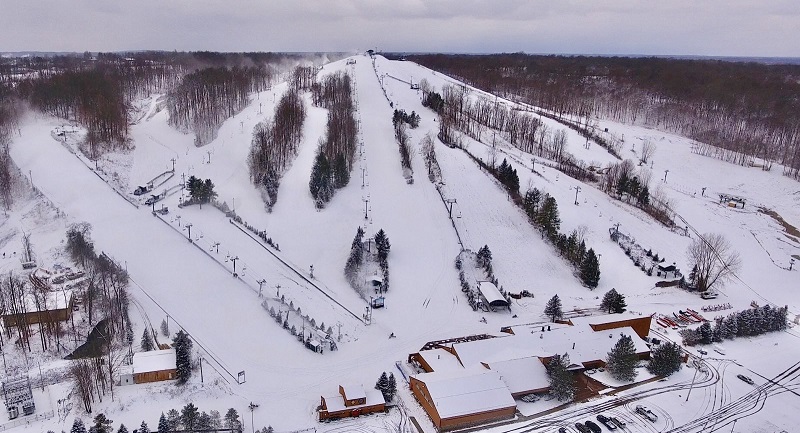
[{"xmin": 0, "ymin": 55, "xmax": 797, "ymax": 432}]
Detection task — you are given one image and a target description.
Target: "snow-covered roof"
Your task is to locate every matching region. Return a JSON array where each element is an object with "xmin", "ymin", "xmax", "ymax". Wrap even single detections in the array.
[
  {"xmin": 418, "ymin": 348, "xmax": 463, "ymax": 372},
  {"xmin": 568, "ymin": 313, "xmax": 640, "ymax": 326},
  {"xmin": 485, "ymin": 356, "xmax": 550, "ymax": 395},
  {"xmin": 453, "ymin": 325, "xmax": 650, "ymax": 369},
  {"xmin": 414, "ymin": 367, "xmax": 515, "ymax": 419},
  {"xmin": 133, "ymin": 349, "xmax": 176, "ymax": 374},
  {"xmin": 323, "ymin": 388, "xmax": 384, "ymax": 413},
  {"xmin": 13, "ymin": 288, "xmax": 74, "ymax": 313},
  {"xmin": 340, "ymin": 383, "xmax": 366, "ymax": 401},
  {"xmin": 477, "ymin": 281, "xmax": 507, "ymax": 306}
]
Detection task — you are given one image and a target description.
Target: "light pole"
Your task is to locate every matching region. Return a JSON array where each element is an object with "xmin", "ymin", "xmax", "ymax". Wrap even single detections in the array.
[
  {"xmin": 231, "ymin": 256, "xmax": 239, "ymax": 277},
  {"xmin": 686, "ymin": 352, "xmax": 703, "ymax": 402},
  {"xmin": 573, "ymin": 186, "xmax": 581, "ymax": 205},
  {"xmin": 248, "ymin": 402, "xmax": 259, "ymax": 433},
  {"xmin": 363, "ymin": 198, "xmax": 370, "ymax": 219},
  {"xmin": 185, "ymin": 223, "xmax": 193, "ymax": 243},
  {"xmin": 664, "ymin": 169, "xmax": 670, "ymax": 183},
  {"xmin": 176, "ymin": 215, "xmax": 182, "ymax": 227},
  {"xmin": 211, "ymin": 242, "xmax": 220, "ymax": 254},
  {"xmin": 790, "ymin": 259, "xmax": 795, "ymax": 271}
]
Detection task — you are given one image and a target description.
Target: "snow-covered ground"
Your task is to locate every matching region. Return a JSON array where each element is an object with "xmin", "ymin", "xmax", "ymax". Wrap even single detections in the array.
[{"xmin": 0, "ymin": 55, "xmax": 797, "ymax": 432}]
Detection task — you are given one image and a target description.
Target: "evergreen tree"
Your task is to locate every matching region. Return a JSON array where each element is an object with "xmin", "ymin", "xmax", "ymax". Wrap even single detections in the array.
[
  {"xmin": 600, "ymin": 288, "xmax": 626, "ymax": 313},
  {"xmin": 698, "ymin": 322, "xmax": 713, "ymax": 344},
  {"xmin": 90, "ymin": 413, "xmax": 113, "ymax": 433},
  {"xmin": 606, "ymin": 335, "xmax": 639, "ymax": 382},
  {"xmin": 309, "ymin": 151, "xmax": 333, "ymax": 208},
  {"xmin": 638, "ymin": 185, "xmax": 650, "ymax": 206},
  {"xmin": 544, "ymin": 294, "xmax": 563, "ymax": 322},
  {"xmin": 616, "ymin": 171, "xmax": 629, "ymax": 197},
  {"xmin": 173, "ymin": 330, "xmax": 194, "ymax": 384},
  {"xmin": 224, "ymin": 408, "xmax": 242, "ymax": 432},
  {"xmin": 201, "ymin": 179, "xmax": 218, "ymax": 204},
  {"xmin": 125, "ymin": 326, "xmax": 134, "ymax": 348},
  {"xmin": 138, "ymin": 421, "xmax": 151, "ymax": 433},
  {"xmin": 209, "ymin": 410, "xmax": 223, "ymax": 429},
  {"xmin": 688, "ymin": 265, "xmax": 698, "ymax": 287},
  {"xmin": 141, "ymin": 328, "xmax": 154, "ymax": 351},
  {"xmin": 157, "ymin": 413, "xmax": 169, "ymax": 433},
  {"xmin": 523, "ymin": 187, "xmax": 542, "ymax": 222},
  {"xmin": 647, "ymin": 342, "xmax": 683, "ymax": 377},
  {"xmin": 580, "ymin": 249, "xmax": 601, "ymax": 289},
  {"xmin": 71, "ymin": 419, "xmax": 87, "ymax": 433},
  {"xmin": 166, "ymin": 409, "xmax": 181, "ymax": 432},
  {"xmin": 333, "ymin": 153, "xmax": 350, "ymax": 188},
  {"xmin": 387, "ymin": 373, "xmax": 397, "ymax": 401},
  {"xmin": 375, "ymin": 371, "xmax": 390, "ymax": 401},
  {"xmin": 116, "ymin": 425, "xmax": 129, "ymax": 433},
  {"xmin": 181, "ymin": 403, "xmax": 199, "ymax": 431},
  {"xmin": 537, "ymin": 195, "xmax": 561, "ymax": 240},
  {"xmin": 160, "ymin": 319, "xmax": 169, "ymax": 337},
  {"xmin": 374, "ymin": 229, "xmax": 391, "ymax": 262},
  {"xmin": 546, "ymin": 353, "xmax": 575, "ymax": 401}
]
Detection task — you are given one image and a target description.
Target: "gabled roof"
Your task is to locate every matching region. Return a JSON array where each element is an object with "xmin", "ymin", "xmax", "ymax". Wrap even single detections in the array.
[
  {"xmin": 340, "ymin": 383, "xmax": 366, "ymax": 401},
  {"xmin": 485, "ymin": 356, "xmax": 549, "ymax": 395},
  {"xmin": 415, "ymin": 367, "xmax": 515, "ymax": 419},
  {"xmin": 477, "ymin": 281, "xmax": 508, "ymax": 306},
  {"xmin": 132, "ymin": 349, "xmax": 176, "ymax": 374}
]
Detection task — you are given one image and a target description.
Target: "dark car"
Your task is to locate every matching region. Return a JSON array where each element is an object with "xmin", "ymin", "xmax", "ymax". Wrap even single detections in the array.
[
  {"xmin": 575, "ymin": 423, "xmax": 592, "ymax": 433},
  {"xmin": 584, "ymin": 420, "xmax": 602, "ymax": 433},
  {"xmin": 558, "ymin": 428, "xmax": 567, "ymax": 433},
  {"xmin": 737, "ymin": 374, "xmax": 755, "ymax": 385},
  {"xmin": 597, "ymin": 415, "xmax": 616, "ymax": 430},
  {"xmin": 611, "ymin": 417, "xmax": 626, "ymax": 428}
]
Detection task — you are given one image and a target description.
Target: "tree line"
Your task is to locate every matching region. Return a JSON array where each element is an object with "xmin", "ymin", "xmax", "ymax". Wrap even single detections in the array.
[
  {"xmin": 410, "ymin": 54, "xmax": 800, "ymax": 181},
  {"xmin": 166, "ymin": 66, "xmax": 272, "ymax": 146},
  {"xmin": 309, "ymin": 72, "xmax": 357, "ymax": 208},
  {"xmin": 680, "ymin": 304, "xmax": 787, "ymax": 346},
  {"xmin": 65, "ymin": 403, "xmax": 270, "ymax": 433},
  {"xmin": 248, "ymin": 89, "xmax": 306, "ymax": 211}
]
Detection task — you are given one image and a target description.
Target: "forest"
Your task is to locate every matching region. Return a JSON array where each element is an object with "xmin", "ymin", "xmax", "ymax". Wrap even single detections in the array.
[{"xmin": 409, "ymin": 54, "xmax": 800, "ymax": 180}]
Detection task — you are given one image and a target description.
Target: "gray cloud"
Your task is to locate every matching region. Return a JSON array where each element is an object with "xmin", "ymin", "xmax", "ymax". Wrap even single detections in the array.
[{"xmin": 1, "ymin": 0, "xmax": 798, "ymax": 56}]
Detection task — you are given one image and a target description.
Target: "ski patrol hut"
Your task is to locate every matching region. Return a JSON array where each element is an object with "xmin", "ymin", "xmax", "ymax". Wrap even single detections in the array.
[{"xmin": 318, "ymin": 383, "xmax": 385, "ymax": 421}]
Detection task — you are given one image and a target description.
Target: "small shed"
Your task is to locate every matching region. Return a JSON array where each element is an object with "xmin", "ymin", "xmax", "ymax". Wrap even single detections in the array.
[
  {"xmin": 319, "ymin": 383, "xmax": 385, "ymax": 421},
  {"xmin": 477, "ymin": 282, "xmax": 509, "ymax": 309},
  {"xmin": 131, "ymin": 349, "xmax": 177, "ymax": 384}
]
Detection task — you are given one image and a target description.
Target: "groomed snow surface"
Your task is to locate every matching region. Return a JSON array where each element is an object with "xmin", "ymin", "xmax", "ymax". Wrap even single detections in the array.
[{"xmin": 1, "ymin": 55, "xmax": 798, "ymax": 432}]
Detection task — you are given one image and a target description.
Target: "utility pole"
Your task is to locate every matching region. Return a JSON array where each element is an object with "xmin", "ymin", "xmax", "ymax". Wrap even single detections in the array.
[
  {"xmin": 207, "ymin": 151, "xmax": 211, "ymax": 164},
  {"xmin": 185, "ymin": 223, "xmax": 193, "ymax": 243},
  {"xmin": 573, "ymin": 186, "xmax": 581, "ymax": 205},
  {"xmin": 248, "ymin": 402, "xmax": 259, "ymax": 433},
  {"xmin": 212, "ymin": 242, "xmax": 220, "ymax": 254},
  {"xmin": 363, "ymin": 198, "xmax": 370, "ymax": 219},
  {"xmin": 170, "ymin": 158, "xmax": 176, "ymax": 172},
  {"xmin": 664, "ymin": 169, "xmax": 670, "ymax": 183},
  {"xmin": 361, "ymin": 167, "xmax": 366, "ymax": 188}
]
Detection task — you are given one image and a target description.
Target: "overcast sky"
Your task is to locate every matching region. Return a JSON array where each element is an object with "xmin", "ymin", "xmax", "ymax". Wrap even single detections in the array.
[{"xmin": 1, "ymin": 0, "xmax": 798, "ymax": 57}]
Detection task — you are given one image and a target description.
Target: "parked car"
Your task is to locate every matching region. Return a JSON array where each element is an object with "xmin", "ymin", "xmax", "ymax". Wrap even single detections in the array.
[
  {"xmin": 611, "ymin": 417, "xmax": 626, "ymax": 428},
  {"xmin": 700, "ymin": 291, "xmax": 718, "ymax": 299},
  {"xmin": 697, "ymin": 348, "xmax": 708, "ymax": 355},
  {"xmin": 737, "ymin": 374, "xmax": 755, "ymax": 385},
  {"xmin": 584, "ymin": 420, "xmax": 602, "ymax": 433},
  {"xmin": 636, "ymin": 405, "xmax": 658, "ymax": 422},
  {"xmin": 558, "ymin": 428, "xmax": 567, "ymax": 433},
  {"xmin": 575, "ymin": 423, "xmax": 592, "ymax": 433},
  {"xmin": 597, "ymin": 414, "xmax": 617, "ymax": 430}
]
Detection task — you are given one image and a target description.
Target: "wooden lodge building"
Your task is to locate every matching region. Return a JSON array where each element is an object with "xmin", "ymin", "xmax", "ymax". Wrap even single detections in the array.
[
  {"xmin": 408, "ymin": 314, "xmax": 653, "ymax": 431},
  {"xmin": 318, "ymin": 383, "xmax": 385, "ymax": 421},
  {"xmin": 120, "ymin": 349, "xmax": 177, "ymax": 385}
]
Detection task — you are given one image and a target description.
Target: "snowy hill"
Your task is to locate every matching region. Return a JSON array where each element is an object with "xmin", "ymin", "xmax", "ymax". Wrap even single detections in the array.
[{"xmin": 2, "ymin": 54, "xmax": 799, "ymax": 432}]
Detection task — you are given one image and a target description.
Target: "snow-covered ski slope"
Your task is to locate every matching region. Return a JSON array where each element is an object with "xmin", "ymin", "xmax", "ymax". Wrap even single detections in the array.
[{"xmin": 6, "ymin": 54, "xmax": 800, "ymax": 432}]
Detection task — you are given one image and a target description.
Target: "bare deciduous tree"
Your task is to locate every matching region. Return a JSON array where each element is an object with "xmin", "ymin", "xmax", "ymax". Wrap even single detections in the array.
[
  {"xmin": 686, "ymin": 233, "xmax": 741, "ymax": 292},
  {"xmin": 640, "ymin": 140, "xmax": 655, "ymax": 164}
]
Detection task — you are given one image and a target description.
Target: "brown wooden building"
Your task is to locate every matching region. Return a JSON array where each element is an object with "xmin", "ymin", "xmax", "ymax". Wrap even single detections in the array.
[
  {"xmin": 130, "ymin": 349, "xmax": 177, "ymax": 384},
  {"xmin": 1, "ymin": 290, "xmax": 75, "ymax": 328},
  {"xmin": 318, "ymin": 383, "xmax": 385, "ymax": 421},
  {"xmin": 410, "ymin": 368, "xmax": 516, "ymax": 431}
]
